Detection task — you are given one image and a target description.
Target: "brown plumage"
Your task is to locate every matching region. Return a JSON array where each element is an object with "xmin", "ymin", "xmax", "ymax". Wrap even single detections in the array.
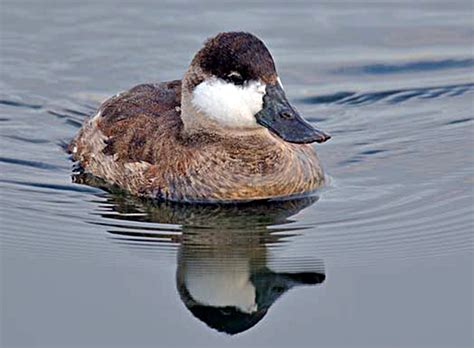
[{"xmin": 70, "ymin": 32, "xmax": 329, "ymax": 203}]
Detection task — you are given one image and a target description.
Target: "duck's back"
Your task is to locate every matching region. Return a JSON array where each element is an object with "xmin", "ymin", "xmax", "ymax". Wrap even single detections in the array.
[
  {"xmin": 97, "ymin": 80, "xmax": 183, "ymax": 163},
  {"xmin": 70, "ymin": 80, "xmax": 188, "ymax": 195}
]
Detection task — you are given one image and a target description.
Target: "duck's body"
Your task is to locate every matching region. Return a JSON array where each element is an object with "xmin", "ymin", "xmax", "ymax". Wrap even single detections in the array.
[{"xmin": 70, "ymin": 32, "xmax": 330, "ymax": 203}]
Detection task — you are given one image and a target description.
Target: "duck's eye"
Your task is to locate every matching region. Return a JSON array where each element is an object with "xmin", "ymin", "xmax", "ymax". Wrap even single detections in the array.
[{"xmin": 226, "ymin": 72, "xmax": 245, "ymax": 85}]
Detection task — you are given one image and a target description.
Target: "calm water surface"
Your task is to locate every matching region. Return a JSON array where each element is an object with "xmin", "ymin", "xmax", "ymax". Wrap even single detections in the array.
[{"xmin": 1, "ymin": 1, "xmax": 473, "ymax": 347}]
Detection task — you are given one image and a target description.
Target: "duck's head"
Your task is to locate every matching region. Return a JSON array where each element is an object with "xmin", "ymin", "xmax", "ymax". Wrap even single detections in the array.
[{"xmin": 181, "ymin": 32, "xmax": 330, "ymax": 144}]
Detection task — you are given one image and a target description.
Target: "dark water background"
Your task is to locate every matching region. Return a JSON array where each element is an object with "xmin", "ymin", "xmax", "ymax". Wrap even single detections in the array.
[{"xmin": 1, "ymin": 1, "xmax": 473, "ymax": 347}]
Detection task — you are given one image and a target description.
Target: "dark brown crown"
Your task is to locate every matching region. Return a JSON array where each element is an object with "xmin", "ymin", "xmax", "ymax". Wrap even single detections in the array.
[{"xmin": 192, "ymin": 32, "xmax": 277, "ymax": 84}]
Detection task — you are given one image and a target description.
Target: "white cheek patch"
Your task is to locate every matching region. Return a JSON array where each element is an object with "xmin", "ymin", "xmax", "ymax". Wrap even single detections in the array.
[
  {"xmin": 191, "ymin": 78, "xmax": 266, "ymax": 128},
  {"xmin": 184, "ymin": 261, "xmax": 257, "ymax": 314}
]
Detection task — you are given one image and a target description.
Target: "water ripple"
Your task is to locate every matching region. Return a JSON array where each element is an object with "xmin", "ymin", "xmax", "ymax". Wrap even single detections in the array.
[
  {"xmin": 0, "ymin": 156, "xmax": 63, "ymax": 170},
  {"xmin": 299, "ymin": 82, "xmax": 474, "ymax": 106},
  {"xmin": 335, "ymin": 58, "xmax": 474, "ymax": 75},
  {"xmin": 0, "ymin": 98, "xmax": 43, "ymax": 110},
  {"xmin": 1, "ymin": 179, "xmax": 101, "ymax": 193}
]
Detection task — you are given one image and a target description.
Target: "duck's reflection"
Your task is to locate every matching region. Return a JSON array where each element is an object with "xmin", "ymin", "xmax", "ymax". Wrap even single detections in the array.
[
  {"xmin": 177, "ymin": 224, "xmax": 325, "ymax": 334},
  {"xmin": 84, "ymin": 177, "xmax": 326, "ymax": 335}
]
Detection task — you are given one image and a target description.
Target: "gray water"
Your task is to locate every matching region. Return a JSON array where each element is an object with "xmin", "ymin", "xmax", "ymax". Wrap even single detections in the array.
[{"xmin": 1, "ymin": 1, "xmax": 473, "ymax": 347}]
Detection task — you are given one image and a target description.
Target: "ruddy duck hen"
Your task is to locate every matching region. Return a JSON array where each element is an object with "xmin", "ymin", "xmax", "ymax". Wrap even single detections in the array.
[{"xmin": 70, "ymin": 32, "xmax": 330, "ymax": 202}]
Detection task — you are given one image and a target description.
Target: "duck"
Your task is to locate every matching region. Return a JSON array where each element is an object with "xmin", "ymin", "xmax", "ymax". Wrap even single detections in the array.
[{"xmin": 70, "ymin": 32, "xmax": 330, "ymax": 203}]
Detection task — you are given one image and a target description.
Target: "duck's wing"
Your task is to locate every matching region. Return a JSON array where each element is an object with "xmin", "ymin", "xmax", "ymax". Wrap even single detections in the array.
[
  {"xmin": 73, "ymin": 80, "xmax": 183, "ymax": 165},
  {"xmin": 100, "ymin": 80, "xmax": 182, "ymax": 129}
]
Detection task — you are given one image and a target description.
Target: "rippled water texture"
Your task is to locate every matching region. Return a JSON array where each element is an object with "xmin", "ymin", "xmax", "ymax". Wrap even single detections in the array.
[{"xmin": 1, "ymin": 1, "xmax": 473, "ymax": 347}]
